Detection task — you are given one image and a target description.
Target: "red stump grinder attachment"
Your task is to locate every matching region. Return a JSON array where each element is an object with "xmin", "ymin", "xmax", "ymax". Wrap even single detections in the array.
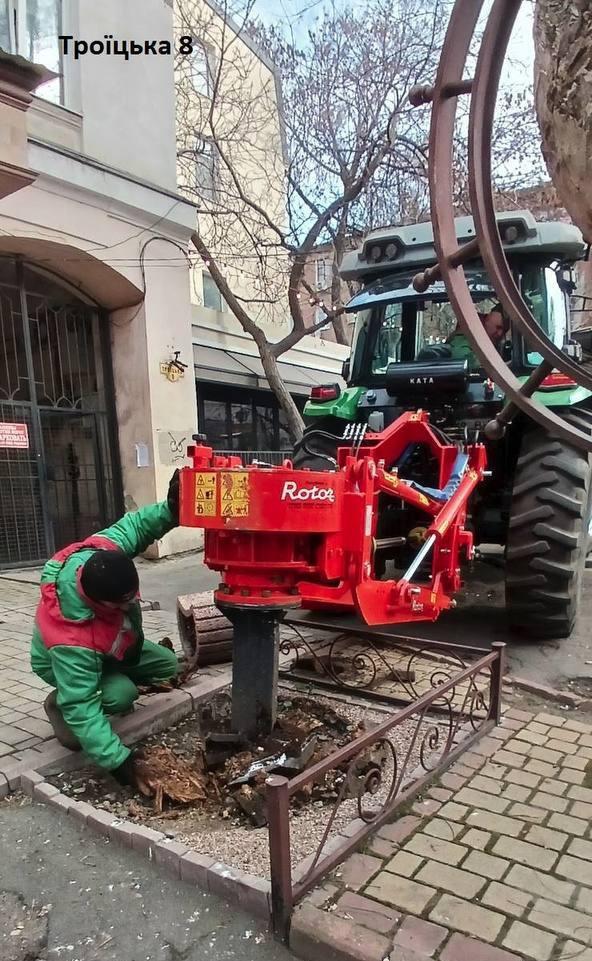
[{"xmin": 179, "ymin": 409, "xmax": 487, "ymax": 628}]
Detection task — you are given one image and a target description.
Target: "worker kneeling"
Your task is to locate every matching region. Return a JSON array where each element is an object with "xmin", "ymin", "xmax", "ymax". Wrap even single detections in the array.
[{"xmin": 29, "ymin": 471, "xmax": 181, "ymax": 792}]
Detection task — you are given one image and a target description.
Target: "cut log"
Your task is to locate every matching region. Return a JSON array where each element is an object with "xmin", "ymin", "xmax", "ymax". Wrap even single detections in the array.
[{"xmin": 176, "ymin": 590, "xmax": 234, "ymax": 665}]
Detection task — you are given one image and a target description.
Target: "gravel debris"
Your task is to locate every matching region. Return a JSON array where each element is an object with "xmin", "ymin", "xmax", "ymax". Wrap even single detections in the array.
[{"xmin": 49, "ymin": 685, "xmax": 448, "ymax": 878}]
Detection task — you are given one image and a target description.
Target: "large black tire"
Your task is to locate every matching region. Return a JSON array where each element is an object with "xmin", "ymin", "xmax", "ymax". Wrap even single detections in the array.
[
  {"xmin": 506, "ymin": 417, "xmax": 592, "ymax": 639},
  {"xmin": 292, "ymin": 427, "xmax": 341, "ymax": 471}
]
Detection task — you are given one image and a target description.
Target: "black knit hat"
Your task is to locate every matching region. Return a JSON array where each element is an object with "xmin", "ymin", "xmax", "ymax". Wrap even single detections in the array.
[{"xmin": 80, "ymin": 551, "xmax": 139, "ymax": 604}]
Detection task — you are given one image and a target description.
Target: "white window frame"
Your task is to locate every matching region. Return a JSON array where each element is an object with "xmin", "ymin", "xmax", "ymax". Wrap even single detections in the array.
[
  {"xmin": 316, "ymin": 259, "xmax": 330, "ymax": 289},
  {"xmin": 189, "ymin": 40, "xmax": 216, "ymax": 98},
  {"xmin": 1, "ymin": 0, "xmax": 64, "ymax": 105},
  {"xmin": 202, "ymin": 272, "xmax": 226, "ymax": 312},
  {"xmin": 311, "ymin": 304, "xmax": 330, "ymax": 337}
]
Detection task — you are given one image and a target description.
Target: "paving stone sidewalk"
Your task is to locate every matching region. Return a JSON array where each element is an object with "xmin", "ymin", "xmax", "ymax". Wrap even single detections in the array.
[
  {"xmin": 294, "ymin": 707, "xmax": 592, "ymax": 961},
  {"xmin": 0, "ymin": 574, "xmax": 183, "ymax": 758}
]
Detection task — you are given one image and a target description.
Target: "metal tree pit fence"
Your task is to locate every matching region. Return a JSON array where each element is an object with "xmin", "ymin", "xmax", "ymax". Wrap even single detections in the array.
[
  {"xmin": 266, "ymin": 642, "xmax": 505, "ymax": 940},
  {"xmin": 279, "ymin": 621, "xmax": 494, "ymax": 711},
  {"xmin": 216, "ymin": 450, "xmax": 292, "ymax": 467}
]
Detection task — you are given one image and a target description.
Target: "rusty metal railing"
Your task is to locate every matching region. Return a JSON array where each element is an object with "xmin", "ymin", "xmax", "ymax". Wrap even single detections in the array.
[{"xmin": 266, "ymin": 641, "xmax": 505, "ymax": 940}]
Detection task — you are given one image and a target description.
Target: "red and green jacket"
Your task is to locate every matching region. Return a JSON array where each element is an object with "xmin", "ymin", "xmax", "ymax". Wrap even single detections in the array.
[{"xmin": 30, "ymin": 501, "xmax": 175, "ymax": 771}]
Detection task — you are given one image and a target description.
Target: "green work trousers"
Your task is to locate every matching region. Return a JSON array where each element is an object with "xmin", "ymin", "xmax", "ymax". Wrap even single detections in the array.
[{"xmin": 37, "ymin": 639, "xmax": 178, "ymax": 716}]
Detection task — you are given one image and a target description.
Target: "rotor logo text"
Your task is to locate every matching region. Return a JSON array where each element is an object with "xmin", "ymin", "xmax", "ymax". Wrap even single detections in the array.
[{"xmin": 281, "ymin": 481, "xmax": 335, "ymax": 503}]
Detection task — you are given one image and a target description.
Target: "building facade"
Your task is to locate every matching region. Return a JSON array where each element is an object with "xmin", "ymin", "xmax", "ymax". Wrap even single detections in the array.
[
  {"xmin": 299, "ymin": 241, "xmax": 357, "ymax": 344},
  {"xmin": 0, "ymin": 0, "xmax": 199, "ymax": 567}
]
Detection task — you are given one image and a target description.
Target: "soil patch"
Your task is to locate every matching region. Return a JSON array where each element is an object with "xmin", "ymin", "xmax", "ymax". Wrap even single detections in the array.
[{"xmin": 49, "ymin": 687, "xmax": 440, "ymax": 877}]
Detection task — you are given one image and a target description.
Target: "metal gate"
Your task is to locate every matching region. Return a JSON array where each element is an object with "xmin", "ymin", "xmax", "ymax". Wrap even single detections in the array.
[{"xmin": 0, "ymin": 257, "xmax": 120, "ymax": 567}]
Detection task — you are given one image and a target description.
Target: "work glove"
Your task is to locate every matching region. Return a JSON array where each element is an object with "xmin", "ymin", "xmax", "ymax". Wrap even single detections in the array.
[
  {"xmin": 167, "ymin": 468, "xmax": 180, "ymax": 525},
  {"xmin": 111, "ymin": 750, "xmax": 153, "ymax": 797}
]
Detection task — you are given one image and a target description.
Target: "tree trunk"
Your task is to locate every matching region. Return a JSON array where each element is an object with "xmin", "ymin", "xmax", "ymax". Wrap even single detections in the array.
[
  {"xmin": 258, "ymin": 343, "xmax": 305, "ymax": 442},
  {"xmin": 534, "ymin": 0, "xmax": 592, "ymax": 243},
  {"xmin": 331, "ymin": 311, "xmax": 350, "ymax": 346},
  {"xmin": 191, "ymin": 231, "xmax": 305, "ymax": 445},
  {"xmin": 330, "ymin": 221, "xmax": 351, "ymax": 346}
]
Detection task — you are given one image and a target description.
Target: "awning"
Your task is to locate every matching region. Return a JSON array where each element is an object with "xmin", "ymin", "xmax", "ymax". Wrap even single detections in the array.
[{"xmin": 193, "ymin": 343, "xmax": 343, "ymax": 395}]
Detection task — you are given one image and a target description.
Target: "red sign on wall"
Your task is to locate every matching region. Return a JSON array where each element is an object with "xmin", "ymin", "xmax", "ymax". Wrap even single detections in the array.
[{"xmin": 0, "ymin": 423, "xmax": 29, "ymax": 449}]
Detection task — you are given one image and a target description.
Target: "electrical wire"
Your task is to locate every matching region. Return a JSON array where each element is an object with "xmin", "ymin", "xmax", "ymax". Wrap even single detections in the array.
[{"xmin": 111, "ymin": 236, "xmax": 193, "ymax": 329}]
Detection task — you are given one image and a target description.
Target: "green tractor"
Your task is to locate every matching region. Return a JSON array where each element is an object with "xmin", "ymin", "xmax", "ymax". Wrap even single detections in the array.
[{"xmin": 295, "ymin": 211, "xmax": 592, "ymax": 639}]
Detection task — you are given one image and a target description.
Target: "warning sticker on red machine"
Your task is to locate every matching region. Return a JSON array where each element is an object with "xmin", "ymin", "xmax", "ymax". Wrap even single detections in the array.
[
  {"xmin": 220, "ymin": 471, "xmax": 250, "ymax": 517},
  {"xmin": 194, "ymin": 471, "xmax": 217, "ymax": 516}
]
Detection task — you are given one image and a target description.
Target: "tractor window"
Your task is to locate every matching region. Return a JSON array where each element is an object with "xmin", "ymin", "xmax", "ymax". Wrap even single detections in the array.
[
  {"xmin": 371, "ymin": 303, "xmax": 402, "ymax": 373},
  {"xmin": 523, "ymin": 266, "xmax": 568, "ymax": 365},
  {"xmin": 350, "ymin": 307, "xmax": 372, "ymax": 381},
  {"xmin": 417, "ymin": 301, "xmax": 458, "ymax": 348},
  {"xmin": 352, "ymin": 271, "xmax": 497, "ymax": 381}
]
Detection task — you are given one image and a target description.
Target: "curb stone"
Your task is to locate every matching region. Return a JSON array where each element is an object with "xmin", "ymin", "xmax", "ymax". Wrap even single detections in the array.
[
  {"xmin": 154, "ymin": 839, "xmax": 189, "ymax": 877},
  {"xmin": 5, "ymin": 672, "xmax": 500, "ymax": 936},
  {"xmin": 290, "ymin": 902, "xmax": 392, "ymax": 961},
  {"xmin": 207, "ymin": 862, "xmax": 271, "ymax": 918},
  {"xmin": 504, "ymin": 676, "xmax": 585, "ymax": 709},
  {"xmin": 20, "ymin": 770, "xmax": 44, "ymax": 795},
  {"xmin": 179, "ymin": 851, "xmax": 215, "ymax": 886},
  {"xmin": 28, "ymin": 771, "xmax": 274, "ymax": 918}
]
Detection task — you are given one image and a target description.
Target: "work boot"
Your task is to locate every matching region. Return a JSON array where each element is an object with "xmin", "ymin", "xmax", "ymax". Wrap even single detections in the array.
[{"xmin": 43, "ymin": 691, "xmax": 81, "ymax": 751}]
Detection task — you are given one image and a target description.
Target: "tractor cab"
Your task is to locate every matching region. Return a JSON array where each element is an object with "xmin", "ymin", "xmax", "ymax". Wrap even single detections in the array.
[{"xmin": 307, "ymin": 211, "xmax": 587, "ymax": 439}]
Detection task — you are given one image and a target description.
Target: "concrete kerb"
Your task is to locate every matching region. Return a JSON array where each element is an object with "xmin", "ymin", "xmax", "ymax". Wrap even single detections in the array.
[
  {"xmin": 5, "ymin": 669, "xmax": 274, "ymax": 920},
  {"xmin": 25, "ymin": 773, "xmax": 274, "ymax": 919},
  {"xmin": 504, "ymin": 675, "xmax": 589, "ymax": 709},
  {"xmin": 4, "ymin": 665, "xmax": 502, "ymax": 935}
]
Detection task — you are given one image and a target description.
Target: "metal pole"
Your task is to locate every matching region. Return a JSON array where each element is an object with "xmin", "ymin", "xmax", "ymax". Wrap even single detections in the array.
[
  {"xmin": 16, "ymin": 260, "xmax": 54, "ymax": 557},
  {"xmin": 489, "ymin": 641, "xmax": 506, "ymax": 725},
  {"xmin": 484, "ymin": 361, "xmax": 553, "ymax": 440},
  {"xmin": 222, "ymin": 606, "xmax": 281, "ymax": 739},
  {"xmin": 266, "ymin": 774, "xmax": 293, "ymax": 942},
  {"xmin": 400, "ymin": 533, "xmax": 437, "ymax": 583}
]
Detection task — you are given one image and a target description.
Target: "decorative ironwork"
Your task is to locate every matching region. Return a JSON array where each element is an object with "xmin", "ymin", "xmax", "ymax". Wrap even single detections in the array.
[
  {"xmin": 267, "ymin": 642, "xmax": 505, "ymax": 941},
  {"xmin": 280, "ymin": 623, "xmax": 491, "ymax": 717},
  {"xmin": 0, "ymin": 258, "xmax": 119, "ymax": 566}
]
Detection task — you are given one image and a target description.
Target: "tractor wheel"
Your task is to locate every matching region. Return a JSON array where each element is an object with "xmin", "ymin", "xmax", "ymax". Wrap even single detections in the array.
[
  {"xmin": 292, "ymin": 427, "xmax": 341, "ymax": 471},
  {"xmin": 505, "ymin": 417, "xmax": 592, "ymax": 639}
]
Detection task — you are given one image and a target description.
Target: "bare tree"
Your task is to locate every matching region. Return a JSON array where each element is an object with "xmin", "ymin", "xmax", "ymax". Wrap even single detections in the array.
[
  {"xmin": 534, "ymin": 0, "xmax": 592, "ymax": 244},
  {"xmin": 176, "ymin": 0, "xmax": 547, "ymax": 442},
  {"xmin": 176, "ymin": 0, "xmax": 446, "ymax": 440}
]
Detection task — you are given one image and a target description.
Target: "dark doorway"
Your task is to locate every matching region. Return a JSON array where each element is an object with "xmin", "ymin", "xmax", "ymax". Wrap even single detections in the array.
[{"xmin": 0, "ymin": 258, "xmax": 120, "ymax": 567}]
